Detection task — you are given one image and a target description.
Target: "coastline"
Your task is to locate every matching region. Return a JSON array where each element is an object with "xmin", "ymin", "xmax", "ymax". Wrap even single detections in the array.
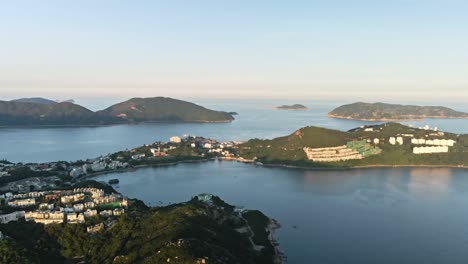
[
  {"xmin": 268, "ymin": 218, "xmax": 283, "ymax": 264},
  {"xmin": 81, "ymin": 158, "xmax": 217, "ymax": 179},
  {"xmin": 257, "ymin": 162, "xmax": 467, "ymax": 171},
  {"xmin": 0, "ymin": 119, "xmax": 234, "ymax": 129},
  {"xmin": 83, "ymin": 157, "xmax": 467, "ymax": 182}
]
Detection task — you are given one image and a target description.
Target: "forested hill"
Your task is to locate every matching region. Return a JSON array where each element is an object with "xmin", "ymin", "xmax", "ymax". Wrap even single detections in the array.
[
  {"xmin": 235, "ymin": 123, "xmax": 467, "ymax": 168},
  {"xmin": 0, "ymin": 193, "xmax": 276, "ymax": 264},
  {"xmin": 0, "ymin": 100, "xmax": 119, "ymax": 126},
  {"xmin": 98, "ymin": 97, "xmax": 234, "ymax": 123},
  {"xmin": 328, "ymin": 102, "xmax": 468, "ymax": 121},
  {"xmin": 0, "ymin": 97, "xmax": 234, "ymax": 126}
]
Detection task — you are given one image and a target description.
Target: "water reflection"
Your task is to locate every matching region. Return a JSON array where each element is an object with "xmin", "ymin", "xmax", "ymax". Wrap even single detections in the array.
[
  {"xmin": 94, "ymin": 162, "xmax": 468, "ymax": 264},
  {"xmin": 409, "ymin": 168, "xmax": 452, "ymax": 198}
]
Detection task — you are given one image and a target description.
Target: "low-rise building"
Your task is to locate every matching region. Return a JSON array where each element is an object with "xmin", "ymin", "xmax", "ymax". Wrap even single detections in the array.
[
  {"xmin": 70, "ymin": 167, "xmax": 84, "ymax": 177},
  {"xmin": 170, "ymin": 136, "xmax": 182, "ymax": 143},
  {"xmin": 131, "ymin": 154, "xmax": 146, "ymax": 160},
  {"xmin": 113, "ymin": 208, "xmax": 125, "ymax": 216},
  {"xmin": 0, "ymin": 211, "xmax": 25, "ymax": 224},
  {"xmin": 413, "ymin": 146, "xmax": 449, "ymax": 154},
  {"xmin": 67, "ymin": 213, "xmax": 85, "ymax": 224},
  {"xmin": 389, "ymin": 137, "xmax": 396, "ymax": 145},
  {"xmin": 25, "ymin": 211, "xmax": 64, "ymax": 224},
  {"xmin": 61, "ymin": 193, "xmax": 85, "ymax": 204},
  {"xmin": 39, "ymin": 203, "xmax": 54, "ymax": 210},
  {"xmin": 87, "ymin": 223, "xmax": 104, "ymax": 234},
  {"xmin": 8, "ymin": 198, "xmax": 35, "ymax": 207},
  {"xmin": 396, "ymin": 137, "xmax": 404, "ymax": 145},
  {"xmin": 84, "ymin": 209, "xmax": 98, "ymax": 218},
  {"xmin": 73, "ymin": 203, "xmax": 85, "ymax": 212},
  {"xmin": 99, "ymin": 210, "xmax": 113, "ymax": 217}
]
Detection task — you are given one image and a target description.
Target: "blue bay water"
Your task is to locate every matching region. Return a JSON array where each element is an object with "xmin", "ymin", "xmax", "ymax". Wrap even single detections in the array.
[
  {"xmin": 0, "ymin": 99, "xmax": 468, "ymax": 263},
  {"xmin": 1, "ymin": 99, "xmax": 467, "ymax": 163},
  {"xmin": 94, "ymin": 162, "xmax": 468, "ymax": 264}
]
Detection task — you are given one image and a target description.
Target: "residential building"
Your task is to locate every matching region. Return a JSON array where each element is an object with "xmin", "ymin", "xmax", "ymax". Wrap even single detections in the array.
[
  {"xmin": 170, "ymin": 136, "xmax": 182, "ymax": 143},
  {"xmin": 0, "ymin": 211, "xmax": 25, "ymax": 224},
  {"xmin": 8, "ymin": 198, "xmax": 35, "ymax": 207}
]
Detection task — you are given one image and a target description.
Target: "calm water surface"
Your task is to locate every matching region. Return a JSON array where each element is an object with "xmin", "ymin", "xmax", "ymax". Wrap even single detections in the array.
[
  {"xmin": 1, "ymin": 100, "xmax": 467, "ymax": 162},
  {"xmin": 94, "ymin": 161, "xmax": 468, "ymax": 264},
  {"xmin": 1, "ymin": 99, "xmax": 468, "ymax": 263}
]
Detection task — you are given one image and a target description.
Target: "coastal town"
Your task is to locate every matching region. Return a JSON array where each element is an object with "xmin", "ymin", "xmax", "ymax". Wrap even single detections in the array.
[{"xmin": 0, "ymin": 135, "xmax": 242, "ymax": 193}]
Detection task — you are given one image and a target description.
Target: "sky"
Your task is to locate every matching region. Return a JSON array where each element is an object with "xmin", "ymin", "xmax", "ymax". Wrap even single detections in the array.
[{"xmin": 0, "ymin": 0, "xmax": 467, "ymax": 103}]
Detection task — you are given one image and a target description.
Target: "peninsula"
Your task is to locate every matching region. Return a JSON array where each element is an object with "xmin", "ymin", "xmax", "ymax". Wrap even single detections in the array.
[
  {"xmin": 275, "ymin": 104, "xmax": 308, "ymax": 110},
  {"xmin": 0, "ymin": 97, "xmax": 234, "ymax": 126},
  {"xmin": 235, "ymin": 123, "xmax": 467, "ymax": 168},
  {"xmin": 328, "ymin": 102, "xmax": 468, "ymax": 121}
]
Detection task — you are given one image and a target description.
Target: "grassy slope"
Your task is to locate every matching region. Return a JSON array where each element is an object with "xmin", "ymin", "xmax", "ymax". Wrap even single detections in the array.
[{"xmin": 237, "ymin": 123, "xmax": 467, "ymax": 167}]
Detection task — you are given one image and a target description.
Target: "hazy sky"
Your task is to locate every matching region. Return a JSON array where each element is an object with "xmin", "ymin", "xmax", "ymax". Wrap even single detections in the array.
[{"xmin": 1, "ymin": 0, "xmax": 467, "ymax": 102}]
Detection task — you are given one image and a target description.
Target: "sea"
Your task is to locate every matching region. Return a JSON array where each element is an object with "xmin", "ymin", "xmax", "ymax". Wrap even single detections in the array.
[{"xmin": 1, "ymin": 99, "xmax": 467, "ymax": 263}]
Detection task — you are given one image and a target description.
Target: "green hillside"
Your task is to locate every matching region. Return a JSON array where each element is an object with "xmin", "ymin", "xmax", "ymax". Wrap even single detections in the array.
[
  {"xmin": 0, "ymin": 194, "xmax": 275, "ymax": 264},
  {"xmin": 0, "ymin": 101, "xmax": 119, "ymax": 126},
  {"xmin": 98, "ymin": 97, "xmax": 234, "ymax": 122},
  {"xmin": 328, "ymin": 102, "xmax": 468, "ymax": 121},
  {"xmin": 0, "ymin": 97, "xmax": 234, "ymax": 126},
  {"xmin": 235, "ymin": 123, "xmax": 467, "ymax": 168}
]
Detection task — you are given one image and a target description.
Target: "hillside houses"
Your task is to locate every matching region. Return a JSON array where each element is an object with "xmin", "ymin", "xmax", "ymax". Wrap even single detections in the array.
[
  {"xmin": 1, "ymin": 188, "xmax": 128, "ymax": 226},
  {"xmin": 8, "ymin": 198, "xmax": 36, "ymax": 207}
]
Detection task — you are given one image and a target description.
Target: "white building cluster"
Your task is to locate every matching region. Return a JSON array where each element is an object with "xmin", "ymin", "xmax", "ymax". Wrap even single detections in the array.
[
  {"xmin": 411, "ymin": 138, "xmax": 455, "ymax": 147},
  {"xmin": 413, "ymin": 146, "xmax": 449, "ymax": 154},
  {"xmin": 303, "ymin": 146, "xmax": 362, "ymax": 162},
  {"xmin": 1, "ymin": 188, "xmax": 128, "ymax": 226}
]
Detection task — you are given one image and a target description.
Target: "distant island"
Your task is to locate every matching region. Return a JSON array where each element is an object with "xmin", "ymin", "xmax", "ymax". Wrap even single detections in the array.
[
  {"xmin": 235, "ymin": 123, "xmax": 467, "ymax": 168},
  {"xmin": 328, "ymin": 102, "xmax": 468, "ymax": 121},
  {"xmin": 0, "ymin": 97, "xmax": 234, "ymax": 126},
  {"xmin": 275, "ymin": 104, "xmax": 308, "ymax": 110}
]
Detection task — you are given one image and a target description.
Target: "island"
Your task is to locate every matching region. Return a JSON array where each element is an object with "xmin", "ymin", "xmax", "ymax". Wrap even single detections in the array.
[
  {"xmin": 275, "ymin": 104, "xmax": 308, "ymax": 110},
  {"xmin": 0, "ymin": 181, "xmax": 279, "ymax": 263},
  {"xmin": 328, "ymin": 102, "xmax": 468, "ymax": 121},
  {"xmin": 0, "ymin": 97, "xmax": 235, "ymax": 126}
]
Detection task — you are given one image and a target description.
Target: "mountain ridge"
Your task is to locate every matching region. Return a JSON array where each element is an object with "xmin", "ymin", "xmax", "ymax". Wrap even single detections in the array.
[{"xmin": 0, "ymin": 97, "xmax": 234, "ymax": 126}]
